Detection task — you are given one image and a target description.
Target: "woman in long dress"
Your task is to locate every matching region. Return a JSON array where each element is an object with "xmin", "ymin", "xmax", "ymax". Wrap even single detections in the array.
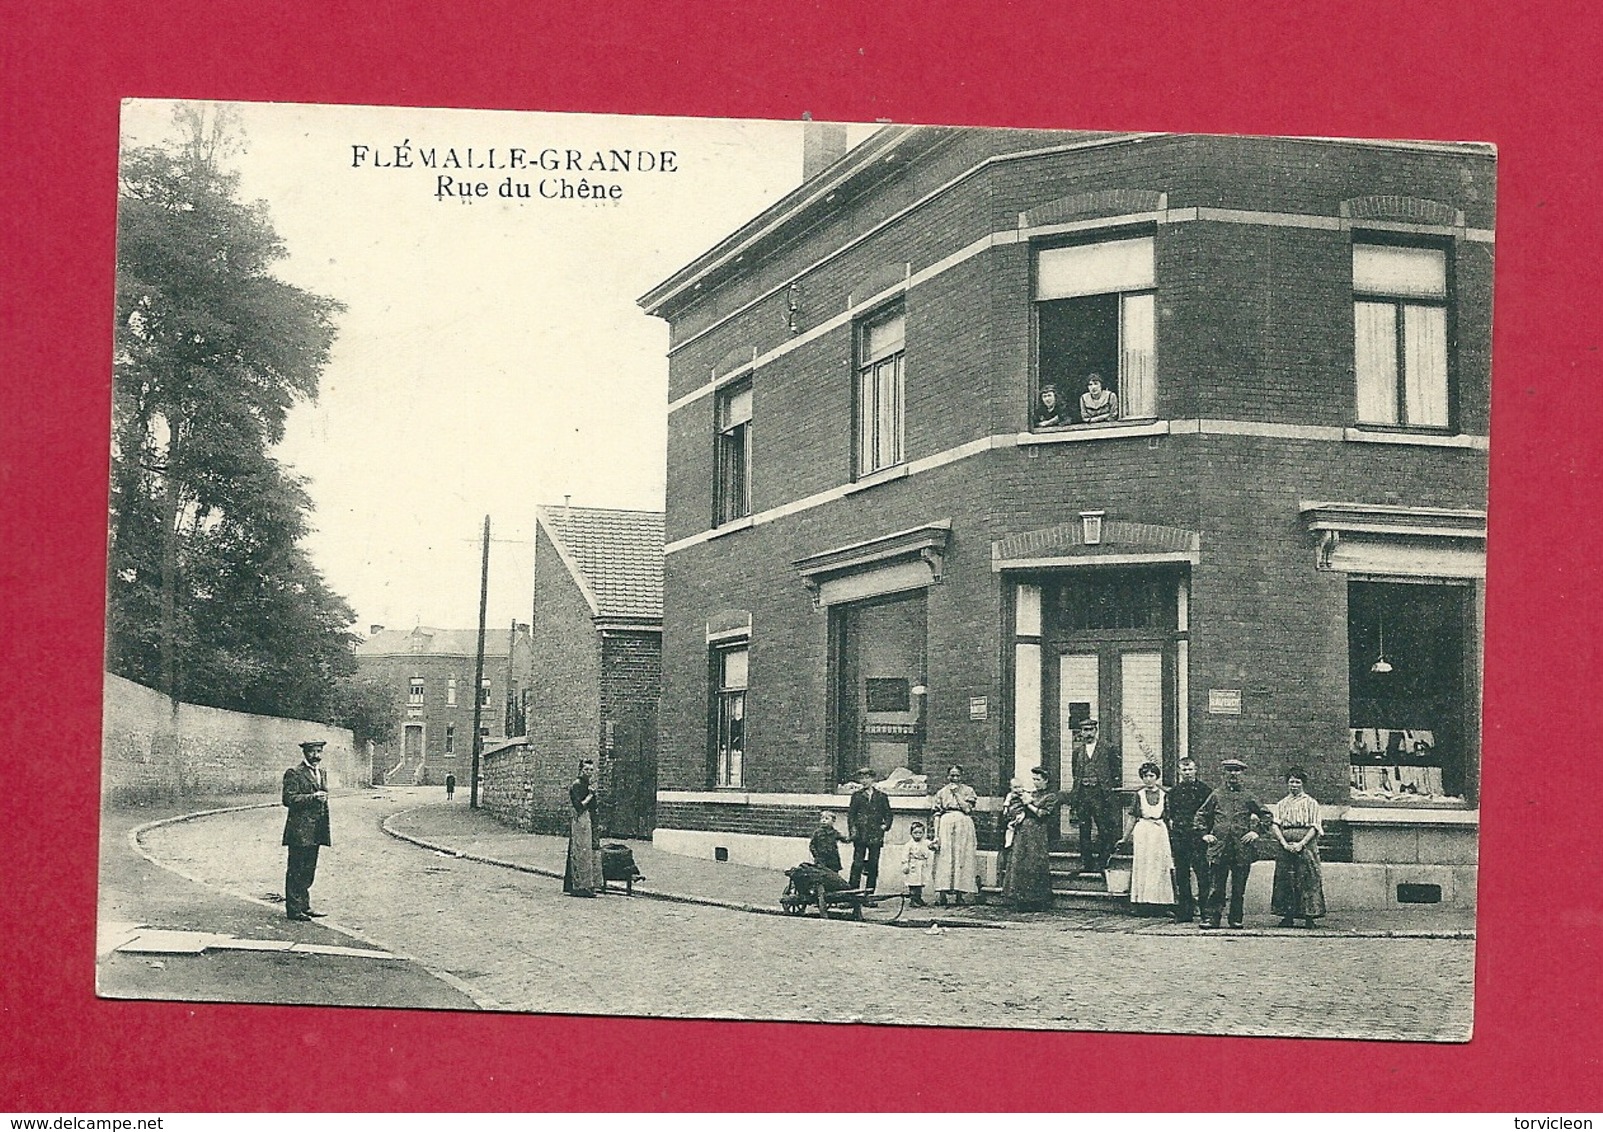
[
  {"xmin": 1271, "ymin": 766, "xmax": 1327, "ymax": 927},
  {"xmin": 563, "ymin": 760, "xmax": 605, "ymax": 898},
  {"xmin": 1126, "ymin": 761, "xmax": 1175, "ymax": 912},
  {"xmin": 929, "ymin": 764, "xmax": 979, "ymax": 905},
  {"xmin": 1000, "ymin": 767, "xmax": 1059, "ymax": 912}
]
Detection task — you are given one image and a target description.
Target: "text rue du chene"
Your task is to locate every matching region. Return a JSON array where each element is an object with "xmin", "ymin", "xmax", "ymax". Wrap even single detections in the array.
[{"xmin": 351, "ymin": 140, "xmax": 679, "ymax": 202}]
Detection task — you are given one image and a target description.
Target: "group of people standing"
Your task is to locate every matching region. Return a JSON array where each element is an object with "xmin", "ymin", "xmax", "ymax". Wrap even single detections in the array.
[
  {"xmin": 807, "ymin": 764, "xmax": 984, "ymax": 906},
  {"xmin": 1000, "ymin": 738, "xmax": 1329, "ymax": 927}
]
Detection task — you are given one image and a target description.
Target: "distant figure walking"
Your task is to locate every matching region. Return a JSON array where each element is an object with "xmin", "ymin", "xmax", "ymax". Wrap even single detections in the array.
[
  {"xmin": 563, "ymin": 759, "xmax": 605, "ymax": 898},
  {"xmin": 281, "ymin": 739, "xmax": 332, "ymax": 922},
  {"xmin": 445, "ymin": 772, "xmax": 456, "ymax": 801}
]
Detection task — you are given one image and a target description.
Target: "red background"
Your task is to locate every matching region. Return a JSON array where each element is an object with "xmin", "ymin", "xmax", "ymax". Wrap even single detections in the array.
[{"xmin": 3, "ymin": 0, "xmax": 1599, "ymax": 1111}]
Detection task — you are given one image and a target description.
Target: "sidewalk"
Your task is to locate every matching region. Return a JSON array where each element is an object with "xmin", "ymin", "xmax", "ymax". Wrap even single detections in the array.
[
  {"xmin": 385, "ymin": 800, "xmax": 1476, "ymax": 937},
  {"xmin": 99, "ymin": 794, "xmax": 480, "ymax": 1009}
]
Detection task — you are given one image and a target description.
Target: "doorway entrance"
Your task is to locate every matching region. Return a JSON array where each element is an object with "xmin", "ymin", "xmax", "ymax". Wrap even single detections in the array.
[{"xmin": 1036, "ymin": 569, "xmax": 1182, "ymax": 838}]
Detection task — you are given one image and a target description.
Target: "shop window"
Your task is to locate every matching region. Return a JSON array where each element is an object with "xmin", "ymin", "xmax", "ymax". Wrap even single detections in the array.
[
  {"xmin": 1348, "ymin": 580, "xmax": 1471, "ymax": 801},
  {"xmin": 855, "ymin": 305, "xmax": 905, "ymax": 475},
  {"xmin": 711, "ymin": 644, "xmax": 747, "ymax": 787},
  {"xmin": 1034, "ymin": 236, "xmax": 1156, "ymax": 427},
  {"xmin": 830, "ymin": 592, "xmax": 927, "ymax": 782},
  {"xmin": 1353, "ymin": 243, "xmax": 1450, "ymax": 429},
  {"xmin": 408, "ymin": 677, "xmax": 424, "ymax": 705},
  {"xmin": 714, "ymin": 381, "xmax": 753, "ymax": 525}
]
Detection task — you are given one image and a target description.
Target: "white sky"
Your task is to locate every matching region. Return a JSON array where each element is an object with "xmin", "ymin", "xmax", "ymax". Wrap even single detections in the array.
[{"xmin": 119, "ymin": 100, "xmax": 875, "ymax": 634}]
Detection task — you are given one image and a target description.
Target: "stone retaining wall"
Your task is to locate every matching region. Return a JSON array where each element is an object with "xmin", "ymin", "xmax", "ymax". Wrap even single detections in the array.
[{"xmin": 101, "ymin": 672, "xmax": 368, "ymax": 804}]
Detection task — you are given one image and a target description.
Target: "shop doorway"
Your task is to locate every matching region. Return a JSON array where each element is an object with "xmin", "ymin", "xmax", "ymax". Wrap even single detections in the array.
[{"xmin": 1037, "ymin": 569, "xmax": 1181, "ymax": 838}]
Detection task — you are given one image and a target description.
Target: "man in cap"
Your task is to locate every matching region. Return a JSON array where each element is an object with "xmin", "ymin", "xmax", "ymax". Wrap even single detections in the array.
[
  {"xmin": 1068, "ymin": 718, "xmax": 1121, "ymax": 874},
  {"xmin": 846, "ymin": 766, "xmax": 893, "ymax": 892},
  {"xmin": 1192, "ymin": 757, "xmax": 1272, "ymax": 929},
  {"xmin": 282, "ymin": 739, "xmax": 333, "ymax": 921}
]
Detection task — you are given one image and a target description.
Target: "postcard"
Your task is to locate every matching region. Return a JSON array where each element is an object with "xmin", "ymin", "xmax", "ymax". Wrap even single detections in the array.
[{"xmin": 99, "ymin": 100, "xmax": 1489, "ymax": 1041}]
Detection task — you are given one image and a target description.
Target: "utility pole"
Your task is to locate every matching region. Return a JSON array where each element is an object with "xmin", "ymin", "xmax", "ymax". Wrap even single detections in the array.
[{"xmin": 470, "ymin": 514, "xmax": 490, "ymax": 809}]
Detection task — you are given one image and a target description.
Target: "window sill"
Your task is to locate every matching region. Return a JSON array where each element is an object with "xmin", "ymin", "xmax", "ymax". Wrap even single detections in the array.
[
  {"xmin": 707, "ymin": 515, "xmax": 755, "ymax": 540},
  {"xmin": 1017, "ymin": 419, "xmax": 1167, "ymax": 445},
  {"xmin": 1344, "ymin": 427, "xmax": 1488, "ymax": 450},
  {"xmin": 845, "ymin": 463, "xmax": 909, "ymax": 493},
  {"xmin": 1339, "ymin": 802, "xmax": 1478, "ymax": 824}
]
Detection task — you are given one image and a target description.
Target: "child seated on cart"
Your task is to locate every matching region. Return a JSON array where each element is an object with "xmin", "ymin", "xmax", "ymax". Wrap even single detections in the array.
[{"xmin": 783, "ymin": 811, "xmax": 855, "ymax": 909}]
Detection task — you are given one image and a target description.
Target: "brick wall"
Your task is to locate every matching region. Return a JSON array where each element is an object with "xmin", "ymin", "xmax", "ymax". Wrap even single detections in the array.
[
  {"xmin": 101, "ymin": 672, "xmax": 367, "ymax": 804},
  {"xmin": 654, "ymin": 132, "xmax": 1491, "ymax": 842},
  {"xmin": 598, "ymin": 630, "xmax": 661, "ymax": 835}
]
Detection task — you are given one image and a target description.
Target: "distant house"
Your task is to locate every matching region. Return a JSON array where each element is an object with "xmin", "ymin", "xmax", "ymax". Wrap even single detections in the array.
[
  {"xmin": 356, "ymin": 624, "xmax": 534, "ymax": 785},
  {"xmin": 481, "ymin": 504, "xmax": 664, "ymax": 838}
]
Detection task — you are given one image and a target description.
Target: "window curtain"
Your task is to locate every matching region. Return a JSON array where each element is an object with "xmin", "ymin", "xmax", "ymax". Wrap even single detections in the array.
[
  {"xmin": 1403, "ymin": 304, "xmax": 1449, "ymax": 427},
  {"xmin": 1036, "ymin": 237, "xmax": 1155, "ymax": 300},
  {"xmin": 1354, "ymin": 301, "xmax": 1399, "ymax": 424},
  {"xmin": 1120, "ymin": 292, "xmax": 1156, "ymax": 418}
]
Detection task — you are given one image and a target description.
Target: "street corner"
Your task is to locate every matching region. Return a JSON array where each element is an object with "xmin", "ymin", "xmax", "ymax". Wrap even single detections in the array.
[{"xmin": 95, "ymin": 925, "xmax": 481, "ymax": 1011}]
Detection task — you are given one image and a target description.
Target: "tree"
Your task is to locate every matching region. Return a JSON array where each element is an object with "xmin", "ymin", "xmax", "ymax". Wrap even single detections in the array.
[
  {"xmin": 329, "ymin": 672, "xmax": 402, "ymax": 750},
  {"xmin": 109, "ymin": 103, "xmax": 355, "ymax": 720}
]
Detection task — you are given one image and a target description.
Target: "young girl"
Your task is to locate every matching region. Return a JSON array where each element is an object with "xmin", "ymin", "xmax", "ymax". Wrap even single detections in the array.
[{"xmin": 902, "ymin": 821, "xmax": 935, "ymax": 907}]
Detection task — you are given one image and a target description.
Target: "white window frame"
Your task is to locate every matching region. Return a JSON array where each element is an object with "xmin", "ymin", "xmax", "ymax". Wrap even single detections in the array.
[
  {"xmin": 714, "ymin": 381, "xmax": 753, "ymax": 525},
  {"xmin": 855, "ymin": 304, "xmax": 906, "ymax": 476},
  {"xmin": 407, "ymin": 677, "xmax": 424, "ymax": 706},
  {"xmin": 1033, "ymin": 235, "xmax": 1158, "ymax": 426},
  {"xmin": 446, "ymin": 676, "xmax": 457, "ymax": 706},
  {"xmin": 1353, "ymin": 242, "xmax": 1451, "ymax": 430},
  {"xmin": 712, "ymin": 643, "xmax": 748, "ymax": 788}
]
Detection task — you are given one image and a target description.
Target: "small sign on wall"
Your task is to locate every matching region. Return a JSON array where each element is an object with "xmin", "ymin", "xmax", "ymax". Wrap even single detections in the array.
[
  {"xmin": 1208, "ymin": 688, "xmax": 1242, "ymax": 715},
  {"xmin": 969, "ymin": 696, "xmax": 989, "ymax": 721}
]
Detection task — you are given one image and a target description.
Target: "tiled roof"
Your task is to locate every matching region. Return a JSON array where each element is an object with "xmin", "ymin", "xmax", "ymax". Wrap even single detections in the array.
[
  {"xmin": 356, "ymin": 627, "xmax": 512, "ymax": 658},
  {"xmin": 537, "ymin": 505, "xmax": 664, "ymax": 623}
]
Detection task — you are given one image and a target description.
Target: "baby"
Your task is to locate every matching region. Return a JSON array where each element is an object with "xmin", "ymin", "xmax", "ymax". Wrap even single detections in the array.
[
  {"xmin": 902, "ymin": 821, "xmax": 935, "ymax": 907},
  {"xmin": 1003, "ymin": 776, "xmax": 1033, "ymax": 850}
]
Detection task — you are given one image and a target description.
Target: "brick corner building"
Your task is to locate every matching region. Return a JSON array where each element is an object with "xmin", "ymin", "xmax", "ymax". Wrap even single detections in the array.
[
  {"xmin": 481, "ymin": 504, "xmax": 664, "ymax": 837},
  {"xmin": 639, "ymin": 127, "xmax": 1492, "ymax": 909},
  {"xmin": 356, "ymin": 623, "xmax": 533, "ymax": 786}
]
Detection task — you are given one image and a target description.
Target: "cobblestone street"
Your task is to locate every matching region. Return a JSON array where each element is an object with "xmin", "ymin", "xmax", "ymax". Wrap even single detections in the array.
[{"xmin": 123, "ymin": 787, "xmax": 1476, "ymax": 1040}]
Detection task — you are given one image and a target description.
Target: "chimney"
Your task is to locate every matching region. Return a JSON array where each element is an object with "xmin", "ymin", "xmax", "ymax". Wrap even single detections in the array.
[
  {"xmin": 802, "ymin": 120, "xmax": 848, "ymax": 182},
  {"xmin": 369, "ymin": 624, "xmax": 384, "ymax": 636}
]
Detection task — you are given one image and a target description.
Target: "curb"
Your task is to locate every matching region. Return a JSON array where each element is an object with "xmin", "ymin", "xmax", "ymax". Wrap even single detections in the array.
[
  {"xmin": 380, "ymin": 807, "xmax": 1473, "ymax": 940},
  {"xmin": 381, "ymin": 807, "xmax": 1014, "ymax": 929},
  {"xmin": 124, "ymin": 800, "xmax": 492, "ymax": 1009},
  {"xmin": 380, "ymin": 808, "xmax": 807, "ymax": 922}
]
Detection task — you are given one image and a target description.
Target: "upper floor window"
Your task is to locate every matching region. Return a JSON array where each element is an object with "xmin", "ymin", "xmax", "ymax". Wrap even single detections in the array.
[
  {"xmin": 446, "ymin": 676, "xmax": 457, "ymax": 706},
  {"xmin": 714, "ymin": 381, "xmax": 752, "ymax": 525},
  {"xmin": 1353, "ymin": 243, "xmax": 1450, "ymax": 429},
  {"xmin": 444, "ymin": 724, "xmax": 455, "ymax": 753},
  {"xmin": 479, "ymin": 677, "xmax": 492, "ymax": 707},
  {"xmin": 855, "ymin": 305, "xmax": 905, "ymax": 475},
  {"xmin": 1034, "ymin": 235, "xmax": 1156, "ymax": 427},
  {"xmin": 408, "ymin": 677, "xmax": 424, "ymax": 705},
  {"xmin": 711, "ymin": 644, "xmax": 748, "ymax": 788}
]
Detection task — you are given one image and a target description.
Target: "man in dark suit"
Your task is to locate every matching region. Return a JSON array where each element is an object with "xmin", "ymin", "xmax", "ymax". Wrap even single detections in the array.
[
  {"xmin": 846, "ymin": 766, "xmax": 894, "ymax": 892},
  {"xmin": 1165, "ymin": 756, "xmax": 1214, "ymax": 923},
  {"xmin": 282, "ymin": 739, "xmax": 332, "ymax": 921},
  {"xmin": 1068, "ymin": 718, "xmax": 1120, "ymax": 874}
]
